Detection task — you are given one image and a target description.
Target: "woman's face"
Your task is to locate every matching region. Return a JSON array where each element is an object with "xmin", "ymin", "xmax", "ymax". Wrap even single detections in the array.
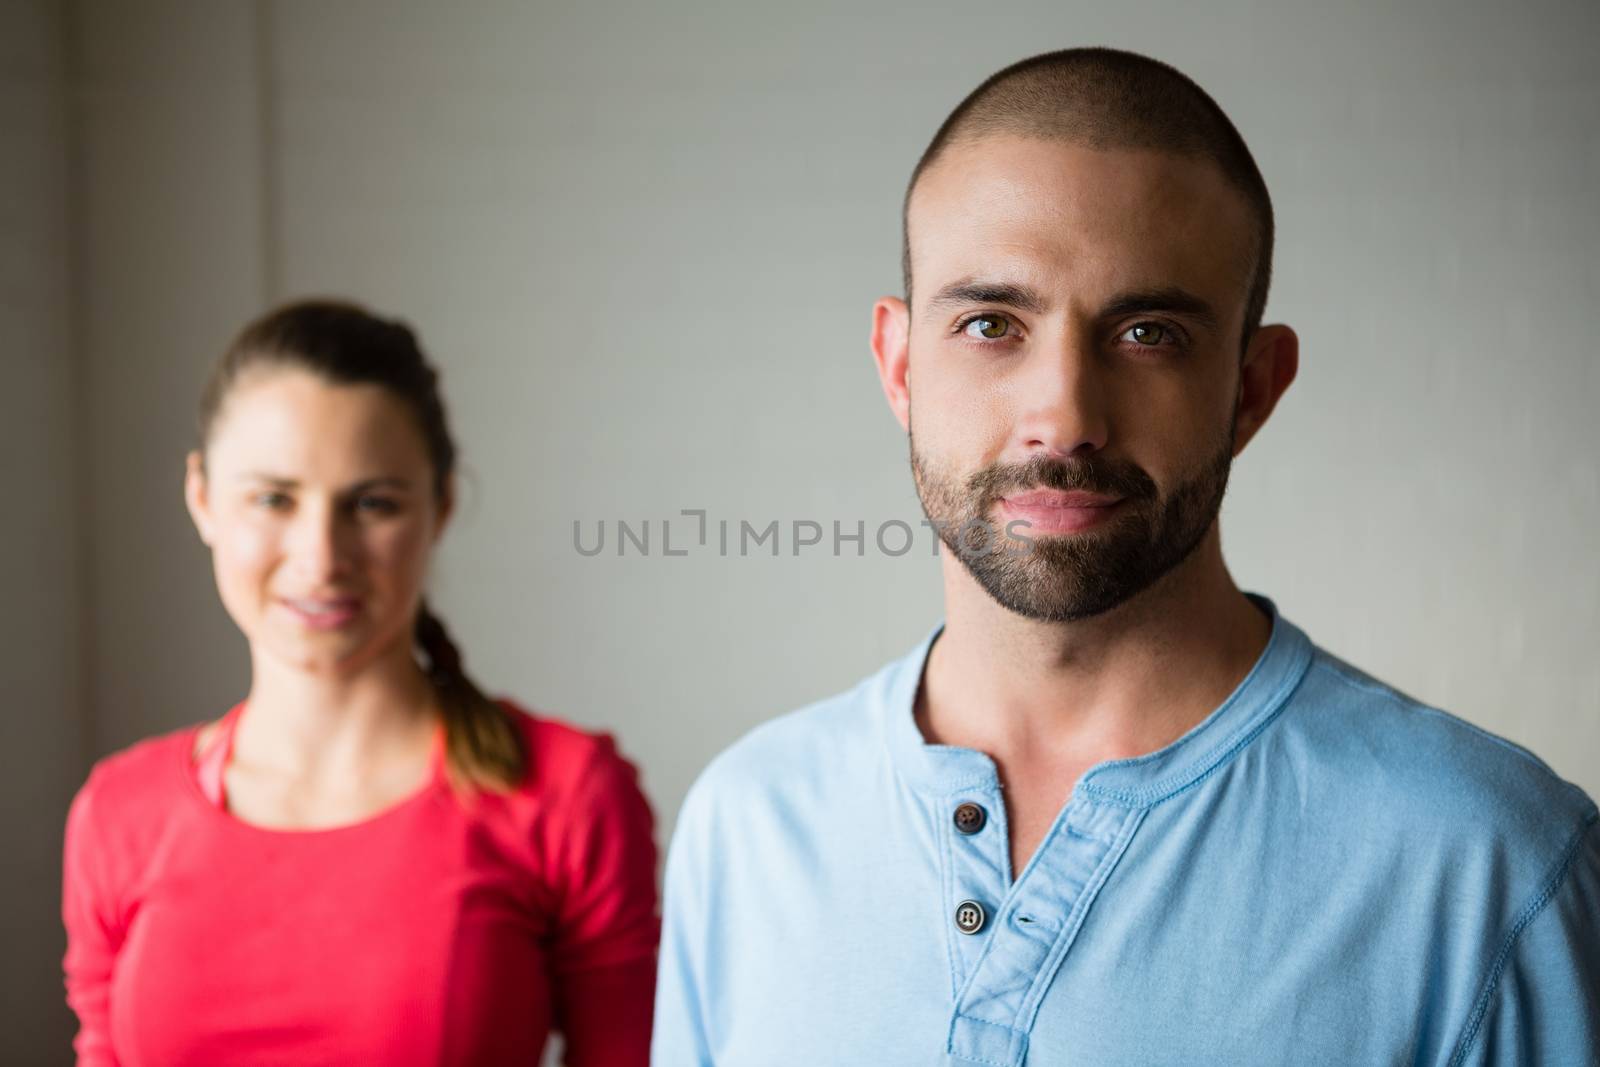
[{"xmin": 185, "ymin": 366, "xmax": 451, "ymax": 678}]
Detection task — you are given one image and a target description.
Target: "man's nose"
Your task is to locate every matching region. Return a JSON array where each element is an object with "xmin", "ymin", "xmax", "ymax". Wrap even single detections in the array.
[{"xmin": 1011, "ymin": 325, "xmax": 1111, "ymax": 458}]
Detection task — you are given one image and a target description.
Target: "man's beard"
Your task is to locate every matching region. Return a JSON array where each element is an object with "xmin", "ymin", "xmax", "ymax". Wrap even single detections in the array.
[{"xmin": 909, "ymin": 420, "xmax": 1235, "ymax": 622}]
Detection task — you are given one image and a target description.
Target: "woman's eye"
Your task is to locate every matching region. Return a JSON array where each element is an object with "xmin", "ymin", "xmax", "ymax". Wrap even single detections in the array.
[
  {"xmin": 962, "ymin": 315, "xmax": 1013, "ymax": 341},
  {"xmin": 354, "ymin": 496, "xmax": 399, "ymax": 516},
  {"xmin": 1124, "ymin": 322, "xmax": 1172, "ymax": 347}
]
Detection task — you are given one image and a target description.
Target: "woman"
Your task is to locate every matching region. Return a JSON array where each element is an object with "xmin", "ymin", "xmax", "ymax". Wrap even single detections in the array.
[{"xmin": 62, "ymin": 300, "xmax": 659, "ymax": 1066}]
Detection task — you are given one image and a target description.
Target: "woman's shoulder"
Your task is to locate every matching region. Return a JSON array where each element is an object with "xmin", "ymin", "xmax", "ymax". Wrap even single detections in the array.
[
  {"xmin": 494, "ymin": 698, "xmax": 649, "ymax": 806},
  {"xmin": 67, "ymin": 721, "xmax": 205, "ymax": 852},
  {"xmin": 489, "ymin": 698, "xmax": 657, "ymax": 889},
  {"xmin": 77, "ymin": 722, "xmax": 201, "ymax": 801}
]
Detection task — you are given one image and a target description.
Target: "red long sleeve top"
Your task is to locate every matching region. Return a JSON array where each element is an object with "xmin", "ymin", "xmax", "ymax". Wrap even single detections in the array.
[{"xmin": 61, "ymin": 700, "xmax": 659, "ymax": 1066}]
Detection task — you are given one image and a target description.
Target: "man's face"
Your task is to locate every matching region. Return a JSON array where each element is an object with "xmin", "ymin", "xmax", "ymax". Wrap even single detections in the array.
[{"xmin": 900, "ymin": 136, "xmax": 1257, "ymax": 621}]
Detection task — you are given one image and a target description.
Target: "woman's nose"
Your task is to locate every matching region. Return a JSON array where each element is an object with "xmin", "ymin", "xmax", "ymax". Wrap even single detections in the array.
[{"xmin": 285, "ymin": 502, "xmax": 350, "ymax": 583}]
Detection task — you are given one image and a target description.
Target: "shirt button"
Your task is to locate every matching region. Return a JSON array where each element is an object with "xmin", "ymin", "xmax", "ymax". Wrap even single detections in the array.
[
  {"xmin": 953, "ymin": 802, "xmax": 987, "ymax": 835},
  {"xmin": 954, "ymin": 899, "xmax": 987, "ymax": 935}
]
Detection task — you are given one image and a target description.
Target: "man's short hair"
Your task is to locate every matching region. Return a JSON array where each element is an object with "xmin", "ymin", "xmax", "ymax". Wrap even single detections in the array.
[{"xmin": 903, "ymin": 47, "xmax": 1274, "ymax": 350}]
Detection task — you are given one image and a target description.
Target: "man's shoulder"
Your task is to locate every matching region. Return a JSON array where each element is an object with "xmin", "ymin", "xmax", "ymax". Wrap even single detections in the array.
[
  {"xmin": 1283, "ymin": 644, "xmax": 1596, "ymax": 851},
  {"xmin": 700, "ymin": 675, "xmax": 888, "ymax": 793},
  {"xmin": 680, "ymin": 647, "xmax": 914, "ymax": 820}
]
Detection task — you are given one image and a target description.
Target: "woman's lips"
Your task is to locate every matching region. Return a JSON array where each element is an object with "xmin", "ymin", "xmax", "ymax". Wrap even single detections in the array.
[
  {"xmin": 997, "ymin": 491, "xmax": 1124, "ymax": 534},
  {"xmin": 278, "ymin": 596, "xmax": 362, "ymax": 631}
]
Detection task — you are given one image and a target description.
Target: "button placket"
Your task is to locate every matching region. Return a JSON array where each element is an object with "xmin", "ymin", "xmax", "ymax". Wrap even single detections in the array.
[
  {"xmin": 946, "ymin": 799, "xmax": 1146, "ymax": 1067},
  {"xmin": 942, "ymin": 788, "xmax": 1009, "ymax": 989}
]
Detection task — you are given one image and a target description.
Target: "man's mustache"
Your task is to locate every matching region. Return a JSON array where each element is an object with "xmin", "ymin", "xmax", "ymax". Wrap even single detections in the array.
[{"xmin": 967, "ymin": 454, "xmax": 1158, "ymax": 504}]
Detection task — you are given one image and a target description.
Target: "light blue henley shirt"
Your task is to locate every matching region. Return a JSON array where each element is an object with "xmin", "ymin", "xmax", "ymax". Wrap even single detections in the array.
[{"xmin": 653, "ymin": 597, "xmax": 1599, "ymax": 1066}]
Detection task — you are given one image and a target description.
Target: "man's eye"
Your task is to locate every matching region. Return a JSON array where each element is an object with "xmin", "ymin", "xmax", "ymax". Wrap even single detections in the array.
[
  {"xmin": 1124, "ymin": 322, "xmax": 1172, "ymax": 346},
  {"xmin": 962, "ymin": 315, "xmax": 1012, "ymax": 341},
  {"xmin": 253, "ymin": 492, "xmax": 291, "ymax": 510}
]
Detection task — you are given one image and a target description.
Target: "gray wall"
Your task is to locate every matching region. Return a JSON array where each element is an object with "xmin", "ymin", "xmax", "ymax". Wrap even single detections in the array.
[
  {"xmin": 2, "ymin": 1, "xmax": 82, "ymax": 1058},
  {"xmin": 6, "ymin": 1, "xmax": 1597, "ymax": 1062}
]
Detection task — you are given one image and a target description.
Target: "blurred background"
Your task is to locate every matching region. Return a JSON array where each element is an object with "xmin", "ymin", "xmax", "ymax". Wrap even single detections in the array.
[{"xmin": 5, "ymin": 0, "xmax": 1598, "ymax": 1060}]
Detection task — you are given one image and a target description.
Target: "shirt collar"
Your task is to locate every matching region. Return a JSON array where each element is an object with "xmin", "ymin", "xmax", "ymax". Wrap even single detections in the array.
[{"xmin": 879, "ymin": 593, "xmax": 1315, "ymax": 807}]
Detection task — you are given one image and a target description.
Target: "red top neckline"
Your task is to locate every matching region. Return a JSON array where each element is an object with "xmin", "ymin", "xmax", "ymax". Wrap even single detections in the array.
[{"xmin": 185, "ymin": 701, "xmax": 448, "ymax": 838}]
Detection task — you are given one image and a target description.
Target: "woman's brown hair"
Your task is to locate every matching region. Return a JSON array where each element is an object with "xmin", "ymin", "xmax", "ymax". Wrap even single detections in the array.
[{"xmin": 198, "ymin": 298, "xmax": 525, "ymax": 792}]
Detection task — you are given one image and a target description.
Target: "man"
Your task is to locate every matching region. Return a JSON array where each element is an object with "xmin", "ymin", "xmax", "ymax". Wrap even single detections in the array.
[{"xmin": 652, "ymin": 48, "xmax": 1598, "ymax": 1066}]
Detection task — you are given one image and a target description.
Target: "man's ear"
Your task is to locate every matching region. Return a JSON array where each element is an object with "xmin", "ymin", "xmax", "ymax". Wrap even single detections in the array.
[
  {"xmin": 184, "ymin": 450, "xmax": 215, "ymax": 546},
  {"xmin": 1233, "ymin": 324, "xmax": 1299, "ymax": 456},
  {"xmin": 872, "ymin": 296, "xmax": 912, "ymax": 432}
]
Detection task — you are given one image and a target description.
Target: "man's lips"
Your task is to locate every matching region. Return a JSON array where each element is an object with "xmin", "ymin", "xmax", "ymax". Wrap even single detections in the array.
[
  {"xmin": 1004, "ymin": 490, "xmax": 1121, "ymax": 509},
  {"xmin": 998, "ymin": 490, "xmax": 1124, "ymax": 534}
]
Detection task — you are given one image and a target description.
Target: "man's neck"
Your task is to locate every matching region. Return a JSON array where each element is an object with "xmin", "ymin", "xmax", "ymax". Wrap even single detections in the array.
[{"xmin": 917, "ymin": 529, "xmax": 1271, "ymax": 773}]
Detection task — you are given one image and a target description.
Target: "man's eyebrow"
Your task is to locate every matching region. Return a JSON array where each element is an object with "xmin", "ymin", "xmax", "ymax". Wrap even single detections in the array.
[
  {"xmin": 925, "ymin": 281, "xmax": 1050, "ymax": 315},
  {"xmin": 925, "ymin": 282, "xmax": 1221, "ymax": 331},
  {"xmin": 1100, "ymin": 287, "xmax": 1220, "ymax": 331}
]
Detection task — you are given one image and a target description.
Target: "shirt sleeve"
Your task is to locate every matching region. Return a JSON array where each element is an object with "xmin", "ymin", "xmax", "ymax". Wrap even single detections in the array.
[
  {"xmin": 1451, "ymin": 815, "xmax": 1600, "ymax": 1067},
  {"xmin": 651, "ymin": 775, "xmax": 716, "ymax": 1067},
  {"xmin": 61, "ymin": 774, "xmax": 124, "ymax": 1067},
  {"xmin": 547, "ymin": 736, "xmax": 661, "ymax": 1067}
]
